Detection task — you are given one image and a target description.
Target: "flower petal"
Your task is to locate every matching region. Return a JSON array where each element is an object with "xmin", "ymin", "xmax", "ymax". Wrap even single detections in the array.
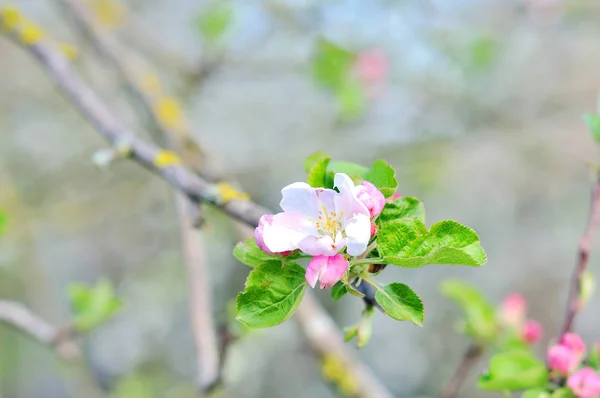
[
  {"xmin": 344, "ymin": 213, "xmax": 371, "ymax": 256},
  {"xmin": 305, "ymin": 255, "xmax": 328, "ymax": 288},
  {"xmin": 298, "ymin": 234, "xmax": 340, "ymax": 257},
  {"xmin": 280, "ymin": 182, "xmax": 324, "ymax": 218},
  {"xmin": 333, "ymin": 173, "xmax": 370, "ymax": 222},
  {"xmin": 318, "ymin": 254, "xmax": 349, "ymax": 289},
  {"xmin": 262, "ymin": 212, "xmax": 315, "ymax": 253}
]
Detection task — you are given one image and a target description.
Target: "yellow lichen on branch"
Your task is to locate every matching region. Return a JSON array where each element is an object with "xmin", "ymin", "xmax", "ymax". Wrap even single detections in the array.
[
  {"xmin": 59, "ymin": 43, "xmax": 78, "ymax": 60},
  {"xmin": 216, "ymin": 182, "xmax": 250, "ymax": 203},
  {"xmin": 0, "ymin": 7, "xmax": 21, "ymax": 31},
  {"xmin": 153, "ymin": 150, "xmax": 181, "ymax": 168},
  {"xmin": 154, "ymin": 96, "xmax": 186, "ymax": 130},
  {"xmin": 320, "ymin": 353, "xmax": 360, "ymax": 397},
  {"xmin": 0, "ymin": 6, "xmax": 45, "ymax": 45}
]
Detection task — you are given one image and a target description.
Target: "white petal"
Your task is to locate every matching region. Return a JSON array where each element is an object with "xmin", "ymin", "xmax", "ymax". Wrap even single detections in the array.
[
  {"xmin": 262, "ymin": 212, "xmax": 315, "ymax": 253},
  {"xmin": 298, "ymin": 234, "xmax": 339, "ymax": 256},
  {"xmin": 344, "ymin": 213, "xmax": 371, "ymax": 256},
  {"xmin": 333, "ymin": 173, "xmax": 370, "ymax": 221},
  {"xmin": 280, "ymin": 182, "xmax": 321, "ymax": 218}
]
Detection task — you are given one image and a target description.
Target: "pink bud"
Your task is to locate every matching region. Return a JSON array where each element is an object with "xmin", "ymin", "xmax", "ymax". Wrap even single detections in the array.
[
  {"xmin": 521, "ymin": 320, "xmax": 542, "ymax": 344},
  {"xmin": 356, "ymin": 181, "xmax": 386, "ymax": 219},
  {"xmin": 499, "ymin": 293, "xmax": 527, "ymax": 326},
  {"xmin": 255, "ymin": 214, "xmax": 275, "ymax": 255},
  {"xmin": 354, "ymin": 50, "xmax": 388, "ymax": 97},
  {"xmin": 561, "ymin": 333, "xmax": 586, "ymax": 359},
  {"xmin": 568, "ymin": 368, "xmax": 600, "ymax": 398},
  {"xmin": 548, "ymin": 345, "xmax": 580, "ymax": 376},
  {"xmin": 386, "ymin": 193, "xmax": 402, "ymax": 204}
]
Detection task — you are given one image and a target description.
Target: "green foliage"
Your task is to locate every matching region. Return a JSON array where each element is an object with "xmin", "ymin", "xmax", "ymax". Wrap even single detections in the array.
[
  {"xmin": 469, "ymin": 35, "xmax": 497, "ymax": 69},
  {"xmin": 0, "ymin": 210, "xmax": 7, "ymax": 235},
  {"xmin": 377, "ymin": 219, "xmax": 486, "ymax": 268},
  {"xmin": 312, "ymin": 38, "xmax": 355, "ymax": 91},
  {"xmin": 304, "ymin": 151, "xmax": 330, "ymax": 173},
  {"xmin": 343, "ymin": 306, "xmax": 375, "ymax": 348},
  {"xmin": 377, "ymin": 197, "xmax": 426, "ymax": 224},
  {"xmin": 236, "ymin": 260, "xmax": 307, "ymax": 328},
  {"xmin": 68, "ymin": 278, "xmax": 123, "ymax": 332},
  {"xmin": 327, "ymin": 161, "xmax": 369, "ymax": 182},
  {"xmin": 522, "ymin": 389, "xmax": 550, "ymax": 398},
  {"xmin": 233, "ymin": 237, "xmax": 288, "ymax": 267},
  {"xmin": 585, "ymin": 113, "xmax": 600, "ymax": 146},
  {"xmin": 307, "ymin": 155, "xmax": 332, "ymax": 188},
  {"xmin": 549, "ymin": 389, "xmax": 576, "ymax": 398},
  {"xmin": 336, "ymin": 78, "xmax": 366, "ymax": 121},
  {"xmin": 196, "ymin": 2, "xmax": 232, "ymax": 42},
  {"xmin": 374, "ymin": 282, "xmax": 424, "ymax": 326},
  {"xmin": 364, "ymin": 160, "xmax": 398, "ymax": 198},
  {"xmin": 331, "ymin": 280, "xmax": 348, "ymax": 301},
  {"xmin": 440, "ymin": 279, "xmax": 497, "ymax": 341},
  {"xmin": 579, "ymin": 270, "xmax": 595, "ymax": 310},
  {"xmin": 588, "ymin": 343, "xmax": 599, "ymax": 370},
  {"xmin": 478, "ymin": 351, "xmax": 548, "ymax": 391}
]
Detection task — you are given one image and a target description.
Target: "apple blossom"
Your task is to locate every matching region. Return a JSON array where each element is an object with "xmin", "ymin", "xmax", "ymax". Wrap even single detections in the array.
[
  {"xmin": 261, "ymin": 173, "xmax": 371, "ymax": 257},
  {"xmin": 499, "ymin": 293, "xmax": 527, "ymax": 326},
  {"xmin": 521, "ymin": 320, "xmax": 542, "ymax": 344},
  {"xmin": 355, "ymin": 181, "xmax": 385, "ymax": 219},
  {"xmin": 548, "ymin": 344, "xmax": 579, "ymax": 376},
  {"xmin": 305, "ymin": 254, "xmax": 349, "ymax": 289},
  {"xmin": 562, "ymin": 333, "xmax": 586, "ymax": 360},
  {"xmin": 568, "ymin": 368, "xmax": 600, "ymax": 398}
]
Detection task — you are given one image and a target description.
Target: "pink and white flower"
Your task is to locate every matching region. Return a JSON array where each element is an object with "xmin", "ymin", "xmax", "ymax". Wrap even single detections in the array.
[
  {"xmin": 261, "ymin": 173, "xmax": 372, "ymax": 258},
  {"xmin": 548, "ymin": 344, "xmax": 579, "ymax": 376},
  {"xmin": 499, "ymin": 293, "xmax": 527, "ymax": 326},
  {"xmin": 521, "ymin": 320, "xmax": 542, "ymax": 344},
  {"xmin": 561, "ymin": 333, "xmax": 586, "ymax": 360},
  {"xmin": 568, "ymin": 368, "xmax": 600, "ymax": 398}
]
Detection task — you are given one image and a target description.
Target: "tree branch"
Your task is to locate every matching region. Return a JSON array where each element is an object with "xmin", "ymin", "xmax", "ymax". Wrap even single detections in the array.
[
  {"xmin": 439, "ymin": 343, "xmax": 483, "ymax": 398},
  {"xmin": 560, "ymin": 175, "xmax": 600, "ymax": 336},
  {"xmin": 0, "ymin": 300, "xmax": 80, "ymax": 360},
  {"xmin": 0, "ymin": 9, "xmax": 389, "ymax": 397}
]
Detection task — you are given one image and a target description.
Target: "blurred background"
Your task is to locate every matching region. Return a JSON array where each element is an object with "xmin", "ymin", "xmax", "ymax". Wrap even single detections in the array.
[{"xmin": 2, "ymin": 0, "xmax": 600, "ymax": 397}]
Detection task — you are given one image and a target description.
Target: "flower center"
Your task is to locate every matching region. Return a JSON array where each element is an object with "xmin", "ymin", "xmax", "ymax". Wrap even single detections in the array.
[{"xmin": 315, "ymin": 205, "xmax": 343, "ymax": 237}]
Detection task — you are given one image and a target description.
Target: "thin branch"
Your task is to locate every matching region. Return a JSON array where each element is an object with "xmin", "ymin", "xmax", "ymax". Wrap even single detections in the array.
[
  {"xmin": 439, "ymin": 343, "xmax": 484, "ymax": 398},
  {"xmin": 1, "ymin": 12, "xmax": 389, "ymax": 397},
  {"xmin": 0, "ymin": 300, "xmax": 80, "ymax": 360},
  {"xmin": 560, "ymin": 175, "xmax": 600, "ymax": 336}
]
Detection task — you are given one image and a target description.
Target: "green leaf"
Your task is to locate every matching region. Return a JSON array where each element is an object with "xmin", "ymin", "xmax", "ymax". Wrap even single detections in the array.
[
  {"xmin": 68, "ymin": 278, "xmax": 123, "ymax": 332},
  {"xmin": 364, "ymin": 160, "xmax": 398, "ymax": 198},
  {"xmin": 357, "ymin": 306, "xmax": 375, "ymax": 348},
  {"xmin": 470, "ymin": 35, "xmax": 497, "ymax": 69},
  {"xmin": 440, "ymin": 279, "xmax": 497, "ymax": 341},
  {"xmin": 0, "ymin": 210, "xmax": 7, "ymax": 236},
  {"xmin": 233, "ymin": 237, "xmax": 281, "ymax": 267},
  {"xmin": 343, "ymin": 326, "xmax": 359, "ymax": 343},
  {"xmin": 550, "ymin": 389, "xmax": 576, "ymax": 398},
  {"xmin": 585, "ymin": 114, "xmax": 600, "ymax": 145},
  {"xmin": 588, "ymin": 343, "xmax": 599, "ymax": 370},
  {"xmin": 478, "ymin": 351, "xmax": 548, "ymax": 391},
  {"xmin": 327, "ymin": 161, "xmax": 369, "ymax": 178},
  {"xmin": 331, "ymin": 281, "xmax": 348, "ymax": 301},
  {"xmin": 196, "ymin": 2, "xmax": 232, "ymax": 42},
  {"xmin": 312, "ymin": 38, "xmax": 355, "ymax": 91},
  {"xmin": 304, "ymin": 151, "xmax": 330, "ymax": 173},
  {"xmin": 307, "ymin": 156, "xmax": 332, "ymax": 188},
  {"xmin": 374, "ymin": 282, "xmax": 424, "ymax": 326},
  {"xmin": 236, "ymin": 260, "xmax": 308, "ymax": 328},
  {"xmin": 378, "ymin": 219, "xmax": 487, "ymax": 268},
  {"xmin": 522, "ymin": 389, "xmax": 550, "ymax": 398},
  {"xmin": 336, "ymin": 78, "xmax": 366, "ymax": 121},
  {"xmin": 377, "ymin": 197, "xmax": 426, "ymax": 224}
]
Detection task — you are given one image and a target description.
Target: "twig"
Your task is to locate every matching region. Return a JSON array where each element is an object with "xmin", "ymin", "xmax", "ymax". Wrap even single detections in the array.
[
  {"xmin": 0, "ymin": 12, "xmax": 389, "ymax": 397},
  {"xmin": 560, "ymin": 175, "xmax": 600, "ymax": 336},
  {"xmin": 439, "ymin": 343, "xmax": 484, "ymax": 398},
  {"xmin": 0, "ymin": 300, "xmax": 80, "ymax": 360}
]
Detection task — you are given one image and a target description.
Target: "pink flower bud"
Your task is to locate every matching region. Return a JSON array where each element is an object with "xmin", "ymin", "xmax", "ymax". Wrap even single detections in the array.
[
  {"xmin": 521, "ymin": 320, "xmax": 542, "ymax": 344},
  {"xmin": 561, "ymin": 333, "xmax": 586, "ymax": 359},
  {"xmin": 548, "ymin": 345, "xmax": 580, "ymax": 376},
  {"xmin": 355, "ymin": 181, "xmax": 385, "ymax": 219},
  {"xmin": 499, "ymin": 293, "xmax": 527, "ymax": 326},
  {"xmin": 354, "ymin": 50, "xmax": 389, "ymax": 97},
  {"xmin": 567, "ymin": 368, "xmax": 600, "ymax": 398},
  {"xmin": 255, "ymin": 214, "xmax": 275, "ymax": 255}
]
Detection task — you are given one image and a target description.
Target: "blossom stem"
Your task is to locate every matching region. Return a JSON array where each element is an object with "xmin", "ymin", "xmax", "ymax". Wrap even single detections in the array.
[{"xmin": 351, "ymin": 257, "xmax": 385, "ymax": 267}]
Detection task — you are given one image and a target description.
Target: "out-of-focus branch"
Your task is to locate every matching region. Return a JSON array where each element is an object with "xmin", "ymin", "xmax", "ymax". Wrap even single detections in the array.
[
  {"xmin": 560, "ymin": 174, "xmax": 600, "ymax": 336},
  {"xmin": 0, "ymin": 10, "xmax": 389, "ymax": 397},
  {"xmin": 0, "ymin": 300, "xmax": 80, "ymax": 360},
  {"xmin": 439, "ymin": 343, "xmax": 484, "ymax": 398}
]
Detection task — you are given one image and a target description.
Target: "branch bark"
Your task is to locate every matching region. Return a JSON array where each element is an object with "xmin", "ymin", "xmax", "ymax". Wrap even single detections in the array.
[
  {"xmin": 0, "ymin": 300, "xmax": 80, "ymax": 360},
  {"xmin": 439, "ymin": 343, "xmax": 483, "ymax": 398},
  {"xmin": 560, "ymin": 176, "xmax": 600, "ymax": 336}
]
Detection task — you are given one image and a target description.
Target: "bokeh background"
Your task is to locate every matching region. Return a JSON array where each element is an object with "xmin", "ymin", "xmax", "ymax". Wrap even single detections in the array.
[{"xmin": 2, "ymin": 0, "xmax": 600, "ymax": 397}]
